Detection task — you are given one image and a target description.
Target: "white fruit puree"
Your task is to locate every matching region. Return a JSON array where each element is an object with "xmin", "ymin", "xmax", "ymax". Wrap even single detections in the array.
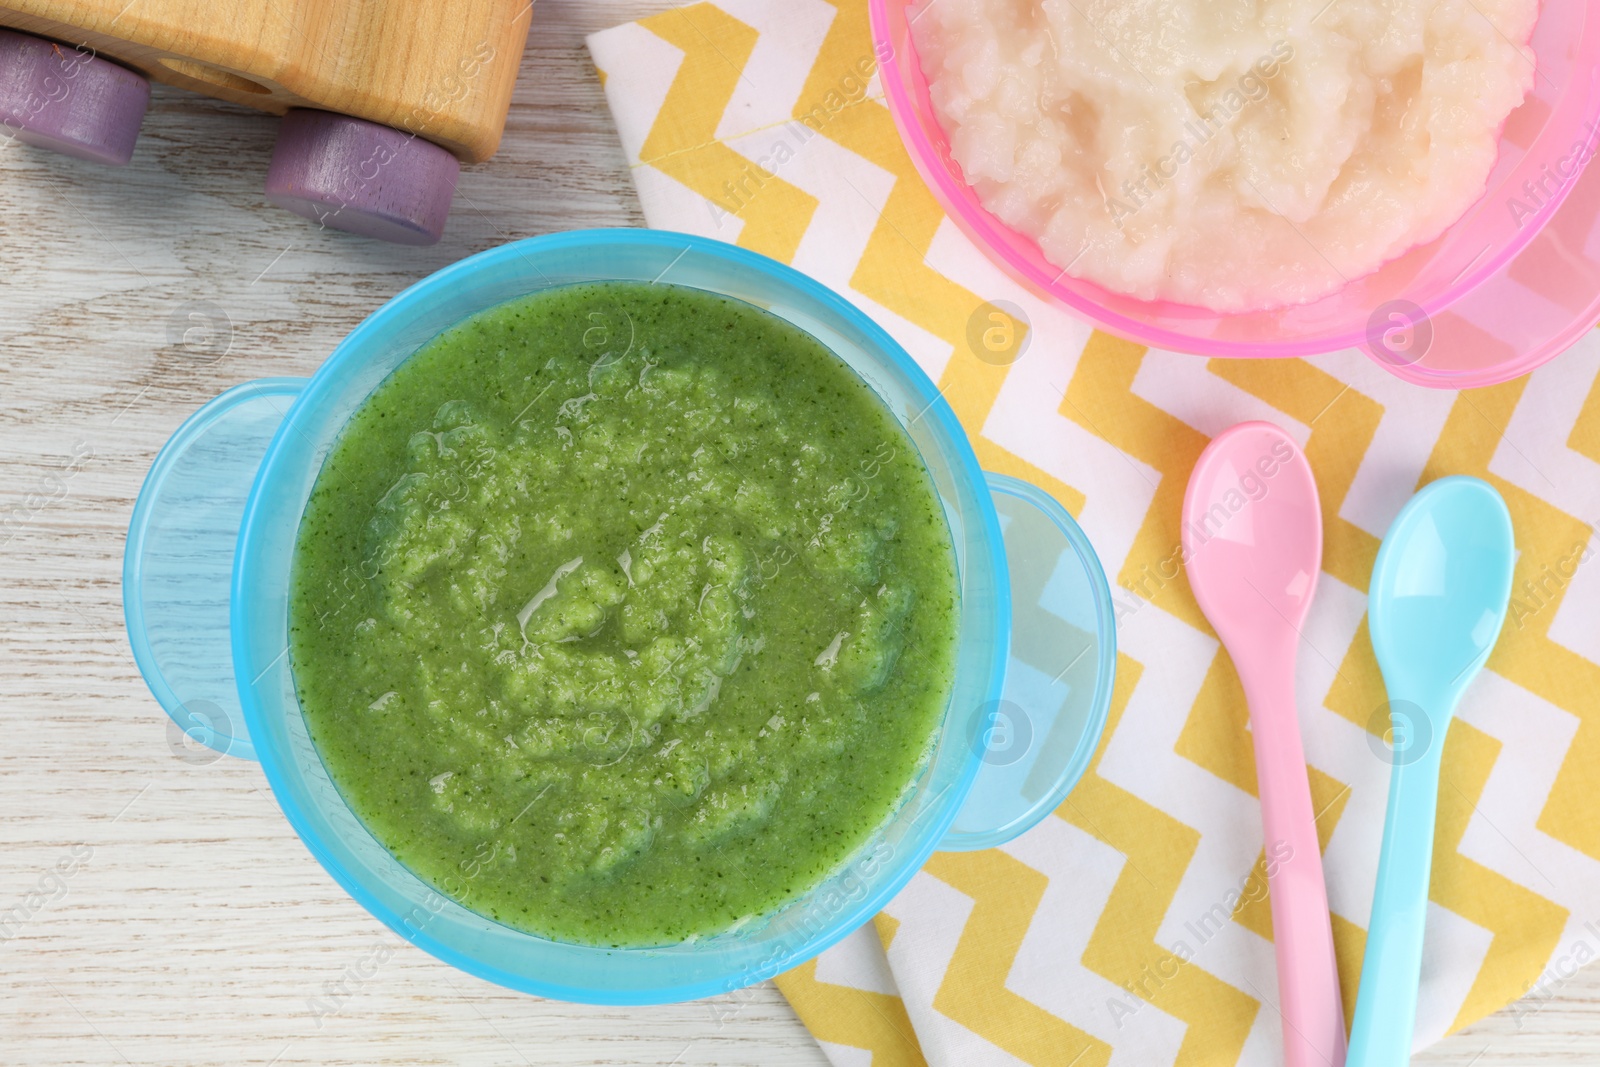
[{"xmin": 912, "ymin": 0, "xmax": 1539, "ymax": 312}]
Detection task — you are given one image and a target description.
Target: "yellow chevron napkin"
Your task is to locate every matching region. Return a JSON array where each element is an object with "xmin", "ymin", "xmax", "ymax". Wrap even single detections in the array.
[{"xmin": 587, "ymin": 4, "xmax": 1600, "ymax": 1064}]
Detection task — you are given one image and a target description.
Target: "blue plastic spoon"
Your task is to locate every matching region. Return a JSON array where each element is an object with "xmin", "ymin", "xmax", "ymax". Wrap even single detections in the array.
[{"xmin": 1347, "ymin": 477, "xmax": 1515, "ymax": 1065}]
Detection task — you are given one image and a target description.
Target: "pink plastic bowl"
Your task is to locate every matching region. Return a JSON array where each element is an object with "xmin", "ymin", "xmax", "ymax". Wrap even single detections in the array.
[{"xmin": 872, "ymin": 1, "xmax": 1600, "ymax": 388}]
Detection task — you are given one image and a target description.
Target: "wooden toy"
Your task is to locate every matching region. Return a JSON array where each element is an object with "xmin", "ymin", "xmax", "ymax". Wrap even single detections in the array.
[{"xmin": 0, "ymin": 1, "xmax": 535, "ymax": 243}]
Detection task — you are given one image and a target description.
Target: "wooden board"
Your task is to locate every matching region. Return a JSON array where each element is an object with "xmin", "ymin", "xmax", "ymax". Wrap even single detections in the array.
[
  {"xmin": 0, "ymin": 0, "xmax": 533, "ymax": 161},
  {"xmin": 0, "ymin": 1, "xmax": 1596, "ymax": 1063}
]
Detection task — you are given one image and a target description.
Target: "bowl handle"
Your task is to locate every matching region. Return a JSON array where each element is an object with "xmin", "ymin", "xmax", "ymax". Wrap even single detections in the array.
[
  {"xmin": 123, "ymin": 379, "xmax": 309, "ymax": 763},
  {"xmin": 938, "ymin": 473, "xmax": 1118, "ymax": 851},
  {"xmin": 1362, "ymin": 117, "xmax": 1600, "ymax": 387}
]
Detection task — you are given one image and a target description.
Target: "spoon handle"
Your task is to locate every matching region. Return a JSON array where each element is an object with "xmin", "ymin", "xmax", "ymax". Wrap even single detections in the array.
[
  {"xmin": 1240, "ymin": 658, "xmax": 1347, "ymax": 1067},
  {"xmin": 1347, "ymin": 724, "xmax": 1446, "ymax": 1066}
]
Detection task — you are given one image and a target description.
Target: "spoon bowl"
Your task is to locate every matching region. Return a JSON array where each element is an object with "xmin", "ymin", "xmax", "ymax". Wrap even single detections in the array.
[
  {"xmin": 1368, "ymin": 477, "xmax": 1517, "ymax": 705},
  {"xmin": 1184, "ymin": 422, "xmax": 1323, "ymax": 645}
]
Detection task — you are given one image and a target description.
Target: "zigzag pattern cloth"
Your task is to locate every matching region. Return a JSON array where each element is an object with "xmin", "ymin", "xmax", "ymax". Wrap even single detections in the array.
[{"xmin": 587, "ymin": 3, "xmax": 1600, "ymax": 1063}]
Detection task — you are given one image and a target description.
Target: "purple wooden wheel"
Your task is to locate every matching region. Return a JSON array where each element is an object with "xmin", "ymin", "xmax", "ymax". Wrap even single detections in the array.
[
  {"xmin": 264, "ymin": 109, "xmax": 460, "ymax": 246},
  {"xmin": 0, "ymin": 29, "xmax": 149, "ymax": 166}
]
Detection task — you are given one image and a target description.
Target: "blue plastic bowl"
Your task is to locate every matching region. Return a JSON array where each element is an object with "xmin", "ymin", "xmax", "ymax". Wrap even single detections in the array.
[{"xmin": 123, "ymin": 229, "xmax": 1116, "ymax": 1004}]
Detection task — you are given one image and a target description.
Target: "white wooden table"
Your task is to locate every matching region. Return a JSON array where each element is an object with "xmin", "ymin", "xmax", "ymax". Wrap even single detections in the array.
[{"xmin": 0, "ymin": 2, "xmax": 1595, "ymax": 1063}]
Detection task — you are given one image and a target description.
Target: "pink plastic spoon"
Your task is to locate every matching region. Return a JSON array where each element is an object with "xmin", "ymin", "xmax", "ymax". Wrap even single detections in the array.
[{"xmin": 1182, "ymin": 422, "xmax": 1346, "ymax": 1067}]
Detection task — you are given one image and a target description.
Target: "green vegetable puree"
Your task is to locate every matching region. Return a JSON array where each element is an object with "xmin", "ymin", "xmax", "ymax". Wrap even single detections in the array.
[{"xmin": 290, "ymin": 281, "xmax": 959, "ymax": 946}]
